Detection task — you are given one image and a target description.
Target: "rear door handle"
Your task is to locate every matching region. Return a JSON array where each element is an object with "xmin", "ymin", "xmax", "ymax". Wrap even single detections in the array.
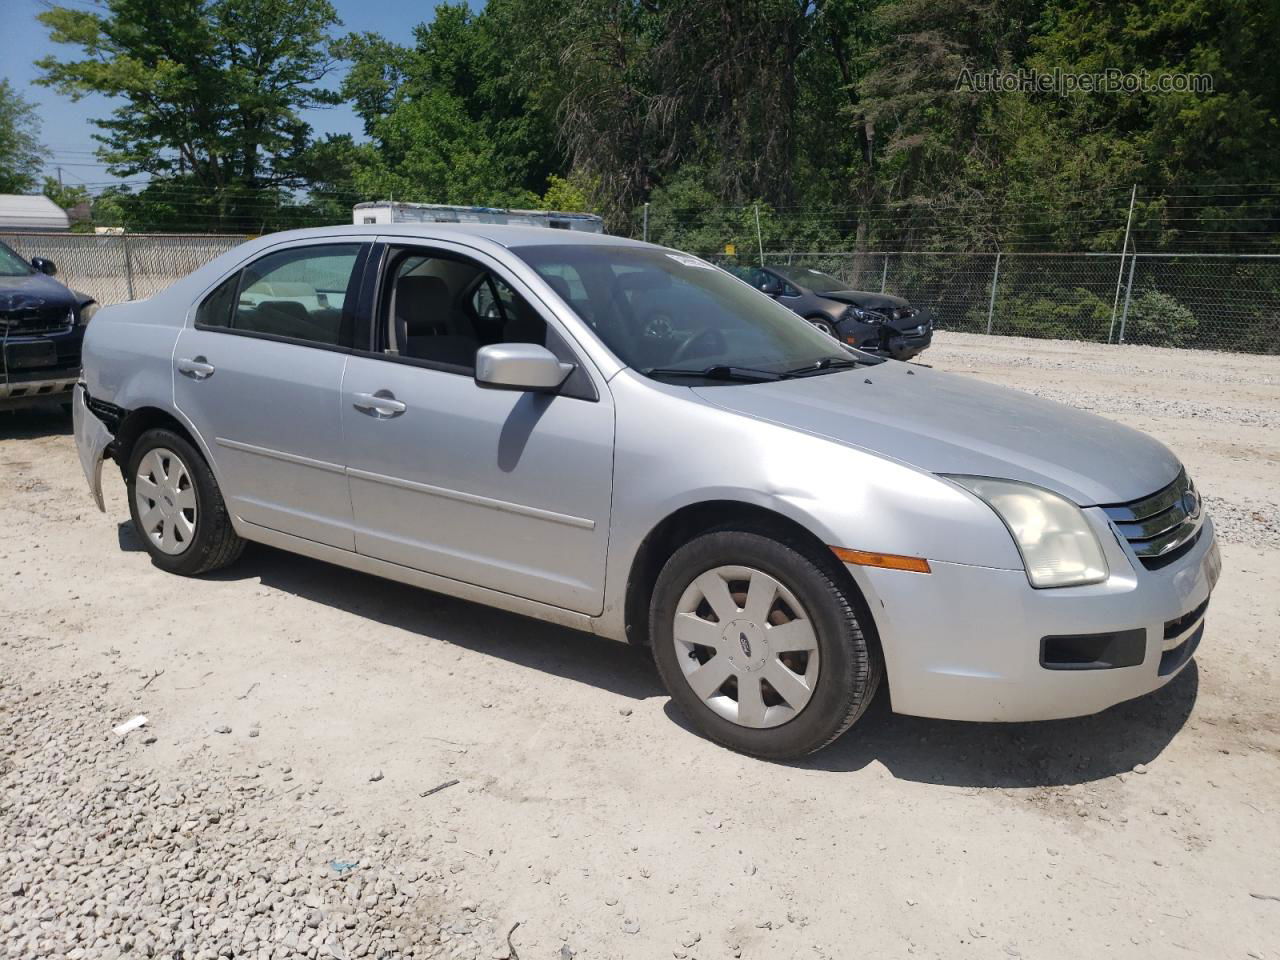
[
  {"xmin": 177, "ymin": 356, "xmax": 215, "ymax": 380},
  {"xmin": 352, "ymin": 390, "xmax": 407, "ymax": 418}
]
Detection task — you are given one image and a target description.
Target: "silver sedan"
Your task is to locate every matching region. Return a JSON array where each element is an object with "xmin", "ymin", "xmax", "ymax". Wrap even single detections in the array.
[{"xmin": 74, "ymin": 225, "xmax": 1220, "ymax": 759}]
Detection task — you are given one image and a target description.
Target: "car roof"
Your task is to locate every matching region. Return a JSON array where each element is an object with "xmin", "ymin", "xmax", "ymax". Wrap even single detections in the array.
[{"xmin": 260, "ymin": 222, "xmax": 646, "ymax": 250}]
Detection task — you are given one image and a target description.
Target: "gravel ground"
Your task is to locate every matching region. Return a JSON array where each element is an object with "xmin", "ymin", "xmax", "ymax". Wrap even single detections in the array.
[
  {"xmin": 0, "ymin": 665, "xmax": 510, "ymax": 960},
  {"xmin": 2, "ymin": 331, "xmax": 1279, "ymax": 960}
]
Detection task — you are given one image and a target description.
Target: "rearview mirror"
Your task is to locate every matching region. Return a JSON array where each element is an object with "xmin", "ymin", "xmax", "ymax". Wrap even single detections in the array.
[
  {"xmin": 31, "ymin": 257, "xmax": 57, "ymax": 276},
  {"xmin": 760, "ymin": 276, "xmax": 782, "ymax": 296},
  {"xmin": 475, "ymin": 343, "xmax": 575, "ymax": 392}
]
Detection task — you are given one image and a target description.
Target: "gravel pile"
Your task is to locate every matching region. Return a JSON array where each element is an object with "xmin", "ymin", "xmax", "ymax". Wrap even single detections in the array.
[
  {"xmin": 1022, "ymin": 387, "xmax": 1277, "ymax": 429},
  {"xmin": 1202, "ymin": 495, "xmax": 1280, "ymax": 551},
  {"xmin": 0, "ymin": 672, "xmax": 505, "ymax": 960},
  {"xmin": 929, "ymin": 333, "xmax": 1280, "ymax": 389}
]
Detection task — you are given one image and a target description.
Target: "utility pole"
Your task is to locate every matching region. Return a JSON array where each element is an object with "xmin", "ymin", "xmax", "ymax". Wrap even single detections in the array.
[
  {"xmin": 57, "ymin": 166, "xmax": 63, "ymax": 189},
  {"xmin": 642, "ymin": 202, "xmax": 649, "ymax": 243},
  {"xmin": 1118, "ymin": 255, "xmax": 1138, "ymax": 344},
  {"xmin": 985, "ymin": 252, "xmax": 1003, "ymax": 335},
  {"xmin": 754, "ymin": 204, "xmax": 764, "ymax": 266},
  {"xmin": 1108, "ymin": 184, "xmax": 1137, "ymax": 343}
]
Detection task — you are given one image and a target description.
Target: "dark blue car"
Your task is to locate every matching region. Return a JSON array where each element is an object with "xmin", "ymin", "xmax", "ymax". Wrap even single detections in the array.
[{"xmin": 0, "ymin": 240, "xmax": 96, "ymax": 411}]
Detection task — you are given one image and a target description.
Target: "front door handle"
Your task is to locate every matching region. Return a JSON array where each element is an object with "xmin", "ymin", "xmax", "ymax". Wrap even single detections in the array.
[
  {"xmin": 177, "ymin": 356, "xmax": 215, "ymax": 380},
  {"xmin": 352, "ymin": 390, "xmax": 407, "ymax": 419}
]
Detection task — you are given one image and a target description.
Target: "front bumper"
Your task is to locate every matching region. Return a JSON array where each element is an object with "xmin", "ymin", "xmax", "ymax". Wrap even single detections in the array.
[
  {"xmin": 1, "ymin": 324, "xmax": 85, "ymax": 408},
  {"xmin": 0, "ymin": 367, "xmax": 79, "ymax": 408},
  {"xmin": 840, "ymin": 313, "xmax": 933, "ymax": 359},
  {"xmin": 851, "ymin": 512, "xmax": 1220, "ymax": 722}
]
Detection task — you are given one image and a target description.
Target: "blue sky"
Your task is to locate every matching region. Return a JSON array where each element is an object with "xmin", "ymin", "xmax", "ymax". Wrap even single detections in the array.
[{"xmin": 0, "ymin": 0, "xmax": 445, "ymax": 190}]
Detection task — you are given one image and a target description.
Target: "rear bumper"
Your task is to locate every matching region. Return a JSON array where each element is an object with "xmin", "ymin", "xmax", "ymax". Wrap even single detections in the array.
[
  {"xmin": 72, "ymin": 383, "xmax": 112, "ymax": 512},
  {"xmin": 851, "ymin": 513, "xmax": 1219, "ymax": 722}
]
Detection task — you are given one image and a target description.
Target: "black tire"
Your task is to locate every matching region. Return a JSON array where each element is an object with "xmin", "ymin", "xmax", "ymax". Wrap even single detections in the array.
[
  {"xmin": 650, "ymin": 528, "xmax": 882, "ymax": 760},
  {"xmin": 125, "ymin": 427, "xmax": 244, "ymax": 576}
]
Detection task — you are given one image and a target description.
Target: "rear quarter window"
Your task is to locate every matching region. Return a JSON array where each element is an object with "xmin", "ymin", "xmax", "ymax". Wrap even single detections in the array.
[{"xmin": 195, "ymin": 274, "xmax": 238, "ymax": 328}]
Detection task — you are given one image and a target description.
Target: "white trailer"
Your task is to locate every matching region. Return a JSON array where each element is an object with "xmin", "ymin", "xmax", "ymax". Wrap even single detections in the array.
[{"xmin": 352, "ymin": 201, "xmax": 604, "ymax": 233}]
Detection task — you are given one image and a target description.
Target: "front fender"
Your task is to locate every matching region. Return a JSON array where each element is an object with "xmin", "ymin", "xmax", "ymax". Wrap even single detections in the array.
[{"xmin": 596, "ymin": 371, "xmax": 1022, "ymax": 640}]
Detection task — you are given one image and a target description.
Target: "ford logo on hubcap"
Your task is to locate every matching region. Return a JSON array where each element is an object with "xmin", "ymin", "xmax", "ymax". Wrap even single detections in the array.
[{"xmin": 739, "ymin": 632, "xmax": 752, "ymax": 658}]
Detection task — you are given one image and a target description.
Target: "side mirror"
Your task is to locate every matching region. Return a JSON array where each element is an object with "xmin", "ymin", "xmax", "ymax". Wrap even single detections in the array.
[
  {"xmin": 475, "ymin": 343, "xmax": 574, "ymax": 392},
  {"xmin": 760, "ymin": 277, "xmax": 782, "ymax": 296},
  {"xmin": 31, "ymin": 257, "xmax": 57, "ymax": 276}
]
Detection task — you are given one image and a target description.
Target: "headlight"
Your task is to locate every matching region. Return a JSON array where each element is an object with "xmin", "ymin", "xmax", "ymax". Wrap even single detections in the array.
[
  {"xmin": 946, "ymin": 476, "xmax": 1108, "ymax": 587},
  {"xmin": 78, "ymin": 302, "xmax": 99, "ymax": 325}
]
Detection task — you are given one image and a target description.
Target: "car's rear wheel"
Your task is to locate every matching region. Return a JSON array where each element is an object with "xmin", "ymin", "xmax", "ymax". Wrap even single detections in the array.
[
  {"xmin": 650, "ymin": 528, "xmax": 881, "ymax": 759},
  {"xmin": 126, "ymin": 428, "xmax": 244, "ymax": 576}
]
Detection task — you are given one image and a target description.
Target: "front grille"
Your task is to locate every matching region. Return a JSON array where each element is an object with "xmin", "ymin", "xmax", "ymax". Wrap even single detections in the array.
[
  {"xmin": 0, "ymin": 306, "xmax": 73, "ymax": 334},
  {"xmin": 1102, "ymin": 469, "xmax": 1204, "ymax": 570}
]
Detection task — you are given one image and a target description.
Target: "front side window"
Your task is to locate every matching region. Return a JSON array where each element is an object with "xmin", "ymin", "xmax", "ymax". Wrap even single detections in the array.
[
  {"xmin": 206, "ymin": 244, "xmax": 362, "ymax": 347},
  {"xmin": 514, "ymin": 245, "xmax": 868, "ymax": 379},
  {"xmin": 383, "ymin": 248, "xmax": 549, "ymax": 371}
]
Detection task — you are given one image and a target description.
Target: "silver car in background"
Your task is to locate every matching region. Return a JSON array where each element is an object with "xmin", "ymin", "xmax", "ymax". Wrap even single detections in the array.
[{"xmin": 74, "ymin": 225, "xmax": 1221, "ymax": 759}]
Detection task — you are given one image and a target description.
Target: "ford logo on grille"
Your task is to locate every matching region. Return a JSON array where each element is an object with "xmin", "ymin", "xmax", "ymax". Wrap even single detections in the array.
[{"xmin": 1182, "ymin": 490, "xmax": 1200, "ymax": 517}]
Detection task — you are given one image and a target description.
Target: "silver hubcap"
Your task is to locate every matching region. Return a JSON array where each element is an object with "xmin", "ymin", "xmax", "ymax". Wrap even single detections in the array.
[
  {"xmin": 134, "ymin": 447, "xmax": 197, "ymax": 555},
  {"xmin": 811, "ymin": 320, "xmax": 833, "ymax": 336},
  {"xmin": 672, "ymin": 565, "xmax": 820, "ymax": 729}
]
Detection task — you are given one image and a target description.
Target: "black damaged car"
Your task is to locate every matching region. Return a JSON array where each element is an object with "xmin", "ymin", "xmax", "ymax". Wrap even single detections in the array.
[
  {"xmin": 728, "ymin": 264, "xmax": 932, "ymax": 361},
  {"xmin": 0, "ymin": 240, "xmax": 97, "ymax": 411}
]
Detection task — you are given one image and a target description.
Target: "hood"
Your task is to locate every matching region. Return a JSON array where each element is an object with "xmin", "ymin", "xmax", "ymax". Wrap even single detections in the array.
[
  {"xmin": 692, "ymin": 362, "xmax": 1180, "ymax": 505},
  {"xmin": 0, "ymin": 271, "xmax": 78, "ymax": 313},
  {"xmin": 821, "ymin": 290, "xmax": 910, "ymax": 311}
]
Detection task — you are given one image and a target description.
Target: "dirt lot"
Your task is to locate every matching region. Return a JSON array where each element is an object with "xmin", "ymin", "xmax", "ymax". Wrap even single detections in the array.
[{"xmin": 3, "ymin": 331, "xmax": 1279, "ymax": 960}]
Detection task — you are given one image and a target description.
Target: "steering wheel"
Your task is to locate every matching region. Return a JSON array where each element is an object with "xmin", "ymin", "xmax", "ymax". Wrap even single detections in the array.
[
  {"xmin": 669, "ymin": 326, "xmax": 727, "ymax": 366},
  {"xmin": 642, "ymin": 311, "xmax": 676, "ymax": 340}
]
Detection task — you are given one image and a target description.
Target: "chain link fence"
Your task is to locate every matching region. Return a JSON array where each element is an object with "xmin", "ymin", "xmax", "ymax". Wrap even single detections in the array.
[
  {"xmin": 3, "ymin": 233, "xmax": 1277, "ymax": 354},
  {"xmin": 0, "ymin": 233, "xmax": 247, "ymax": 307},
  {"xmin": 758, "ymin": 251, "xmax": 1280, "ymax": 354}
]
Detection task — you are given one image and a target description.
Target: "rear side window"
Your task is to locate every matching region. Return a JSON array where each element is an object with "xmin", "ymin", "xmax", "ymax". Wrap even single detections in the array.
[{"xmin": 196, "ymin": 243, "xmax": 363, "ymax": 348}]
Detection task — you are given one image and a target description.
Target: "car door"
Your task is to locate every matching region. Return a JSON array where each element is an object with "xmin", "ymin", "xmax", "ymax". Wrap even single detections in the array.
[
  {"xmin": 173, "ymin": 240, "xmax": 370, "ymax": 550},
  {"xmin": 340, "ymin": 241, "xmax": 615, "ymax": 614}
]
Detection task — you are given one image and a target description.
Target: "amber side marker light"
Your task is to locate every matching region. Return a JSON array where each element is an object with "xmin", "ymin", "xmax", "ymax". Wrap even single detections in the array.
[{"xmin": 830, "ymin": 546, "xmax": 932, "ymax": 574}]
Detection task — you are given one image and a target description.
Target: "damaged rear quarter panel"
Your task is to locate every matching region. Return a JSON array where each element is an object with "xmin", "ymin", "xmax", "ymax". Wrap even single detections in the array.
[{"xmin": 82, "ymin": 305, "xmax": 181, "ymax": 413}]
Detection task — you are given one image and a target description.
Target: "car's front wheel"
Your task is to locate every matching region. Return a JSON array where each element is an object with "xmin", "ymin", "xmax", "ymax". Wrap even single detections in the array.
[
  {"xmin": 650, "ymin": 528, "xmax": 882, "ymax": 759},
  {"xmin": 126, "ymin": 428, "xmax": 244, "ymax": 576},
  {"xmin": 807, "ymin": 316, "xmax": 835, "ymax": 337}
]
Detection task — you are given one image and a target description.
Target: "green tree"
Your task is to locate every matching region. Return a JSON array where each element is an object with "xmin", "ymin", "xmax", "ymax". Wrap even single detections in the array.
[
  {"xmin": 0, "ymin": 78, "xmax": 44, "ymax": 194},
  {"xmin": 336, "ymin": 2, "xmax": 562, "ymax": 209},
  {"xmin": 42, "ymin": 177, "xmax": 91, "ymax": 212},
  {"xmin": 37, "ymin": 0, "xmax": 342, "ymax": 230}
]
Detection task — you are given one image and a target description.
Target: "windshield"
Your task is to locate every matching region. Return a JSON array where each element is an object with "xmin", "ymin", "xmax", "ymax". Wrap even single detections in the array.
[
  {"xmin": 772, "ymin": 266, "xmax": 848, "ymax": 294},
  {"xmin": 513, "ymin": 244, "xmax": 871, "ymax": 381},
  {"xmin": 0, "ymin": 242, "xmax": 34, "ymax": 278}
]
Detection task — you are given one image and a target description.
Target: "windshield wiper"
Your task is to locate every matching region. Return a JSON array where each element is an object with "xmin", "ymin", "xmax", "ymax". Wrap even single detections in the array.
[
  {"xmin": 645, "ymin": 364, "xmax": 783, "ymax": 383},
  {"xmin": 780, "ymin": 355, "xmax": 877, "ymax": 377}
]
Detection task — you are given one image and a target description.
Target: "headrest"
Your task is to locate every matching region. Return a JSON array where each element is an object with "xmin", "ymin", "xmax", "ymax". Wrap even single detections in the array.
[
  {"xmin": 258, "ymin": 299, "xmax": 309, "ymax": 322},
  {"xmin": 395, "ymin": 275, "xmax": 451, "ymax": 332}
]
